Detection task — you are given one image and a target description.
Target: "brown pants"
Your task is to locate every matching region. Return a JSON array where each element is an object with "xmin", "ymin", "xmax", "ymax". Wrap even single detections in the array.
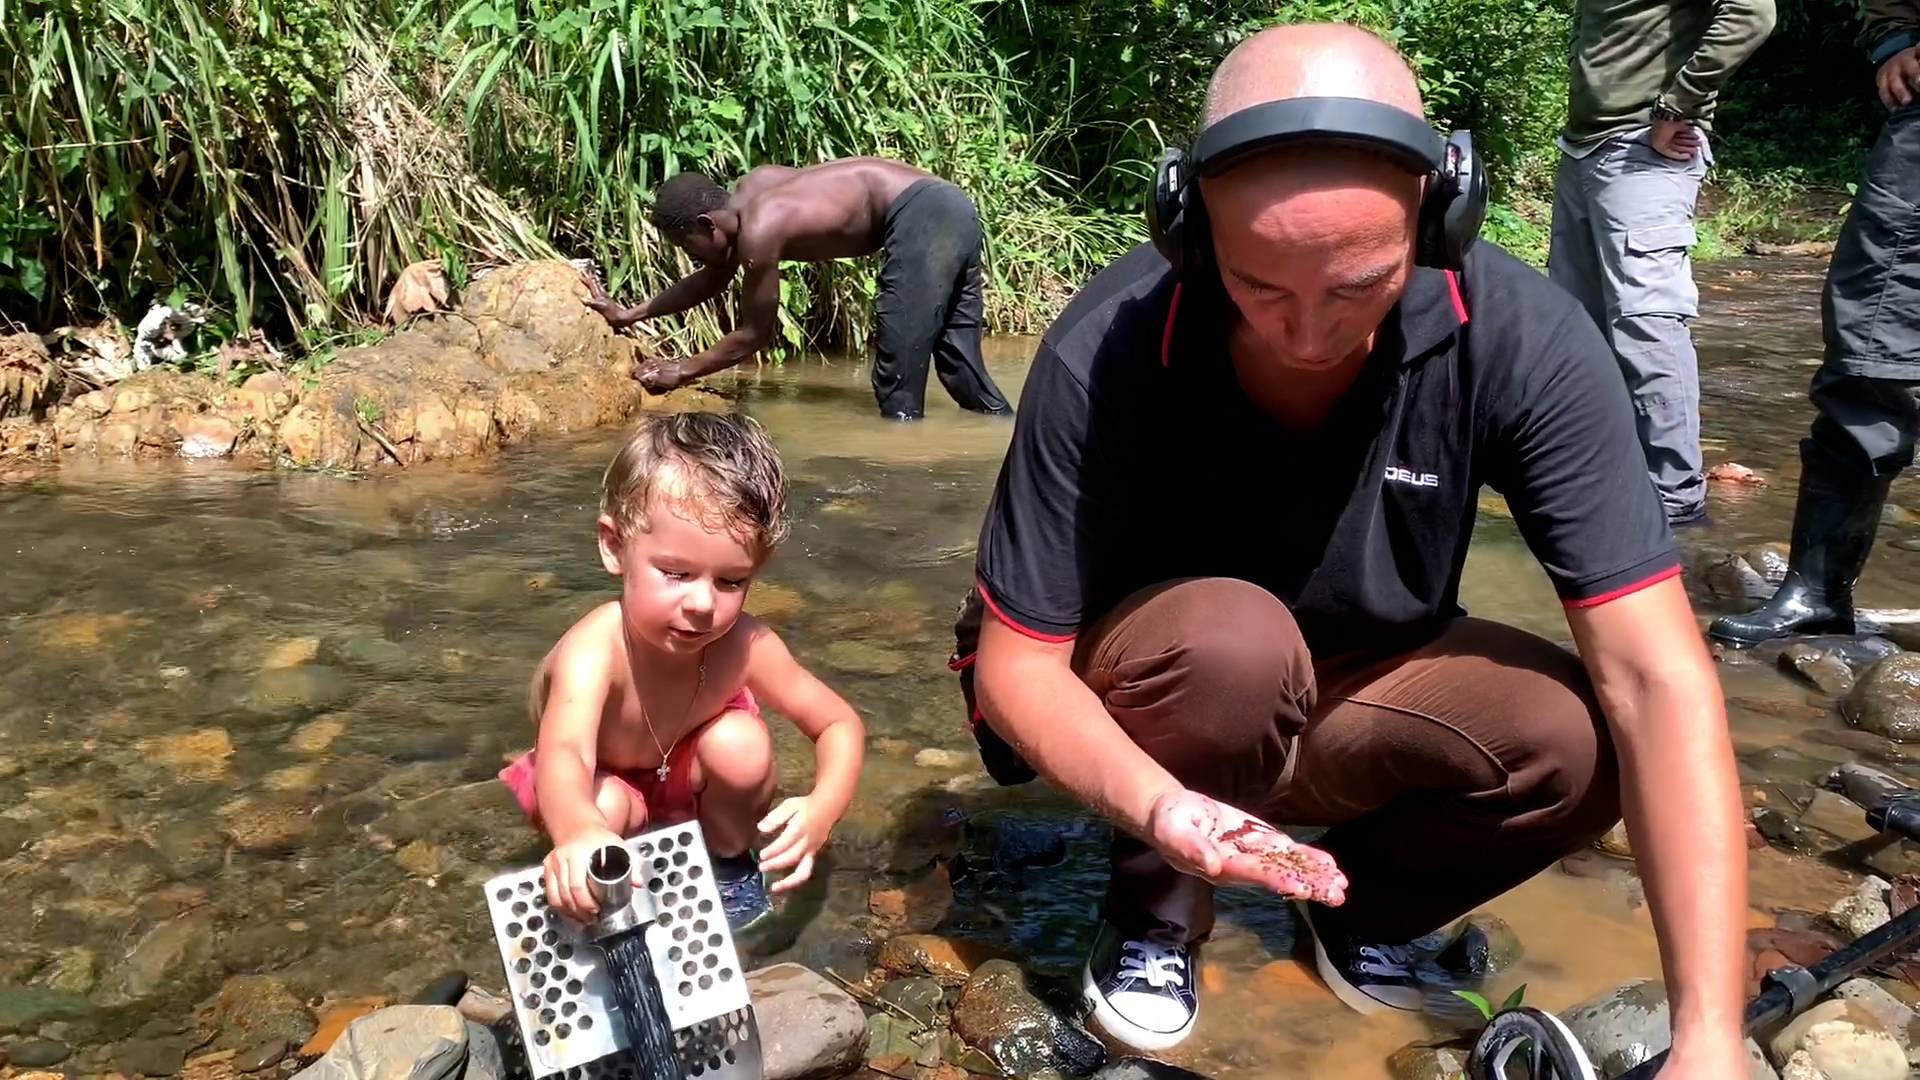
[{"xmin": 1073, "ymin": 578, "xmax": 1622, "ymax": 946}]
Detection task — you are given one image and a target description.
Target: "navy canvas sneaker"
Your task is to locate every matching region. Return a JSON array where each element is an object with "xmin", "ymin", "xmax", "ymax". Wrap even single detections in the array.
[
  {"xmin": 1081, "ymin": 920, "xmax": 1199, "ymax": 1051},
  {"xmin": 1296, "ymin": 901, "xmax": 1494, "ymax": 1016}
]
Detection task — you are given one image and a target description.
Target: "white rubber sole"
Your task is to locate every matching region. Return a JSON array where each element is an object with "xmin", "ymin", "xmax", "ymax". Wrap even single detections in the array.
[
  {"xmin": 1080, "ymin": 962, "xmax": 1198, "ymax": 1053},
  {"xmin": 1295, "ymin": 901, "xmax": 1425, "ymax": 1016}
]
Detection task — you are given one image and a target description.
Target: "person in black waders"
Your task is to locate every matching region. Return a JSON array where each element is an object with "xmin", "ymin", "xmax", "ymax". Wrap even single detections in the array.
[
  {"xmin": 1710, "ymin": 0, "xmax": 1920, "ymax": 646},
  {"xmin": 945, "ymin": 22, "xmax": 1753, "ymax": 1072},
  {"xmin": 581, "ymin": 157, "xmax": 1015, "ymax": 422}
]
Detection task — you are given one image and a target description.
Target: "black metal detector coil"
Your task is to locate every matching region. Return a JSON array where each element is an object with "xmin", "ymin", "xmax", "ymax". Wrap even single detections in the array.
[{"xmin": 1469, "ymin": 1007, "xmax": 1599, "ymax": 1080}]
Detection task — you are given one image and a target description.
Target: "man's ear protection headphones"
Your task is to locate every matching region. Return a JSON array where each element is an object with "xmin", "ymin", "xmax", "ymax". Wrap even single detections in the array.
[{"xmin": 1146, "ymin": 96, "xmax": 1488, "ymax": 277}]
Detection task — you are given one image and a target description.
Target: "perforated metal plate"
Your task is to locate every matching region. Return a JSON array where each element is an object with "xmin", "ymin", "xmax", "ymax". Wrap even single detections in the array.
[{"xmin": 483, "ymin": 821, "xmax": 759, "ymax": 1079}]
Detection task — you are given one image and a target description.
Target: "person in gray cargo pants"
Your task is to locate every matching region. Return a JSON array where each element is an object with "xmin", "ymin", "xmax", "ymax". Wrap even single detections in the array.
[
  {"xmin": 1548, "ymin": 0, "xmax": 1775, "ymax": 527},
  {"xmin": 1711, "ymin": 19, "xmax": 1920, "ymax": 646}
]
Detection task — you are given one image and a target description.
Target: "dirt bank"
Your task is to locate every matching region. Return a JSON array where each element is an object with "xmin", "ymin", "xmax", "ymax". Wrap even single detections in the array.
[{"xmin": 0, "ymin": 261, "xmax": 715, "ymax": 472}]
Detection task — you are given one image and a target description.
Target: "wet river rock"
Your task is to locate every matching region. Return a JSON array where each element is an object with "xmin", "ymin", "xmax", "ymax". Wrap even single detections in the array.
[
  {"xmin": 6, "ymin": 1038, "xmax": 73, "ymax": 1067},
  {"xmin": 1781, "ymin": 643, "xmax": 1858, "ymax": 696},
  {"xmin": 95, "ymin": 910, "xmax": 220, "ymax": 1012},
  {"xmin": 1387, "ymin": 1043, "xmax": 1471, "ymax": 1080},
  {"xmin": 1843, "ymin": 654, "xmax": 1920, "ymax": 743},
  {"xmin": 1705, "ymin": 554, "xmax": 1776, "ymax": 604},
  {"xmin": 210, "ymin": 665, "xmax": 352, "ymax": 721},
  {"xmin": 876, "ymin": 976, "xmax": 946, "ymax": 1028},
  {"xmin": 743, "ymin": 964, "xmax": 866, "ymax": 1080},
  {"xmin": 1560, "ymin": 978, "xmax": 1778, "ymax": 1080},
  {"xmin": 291, "ymin": 1005, "xmax": 468, "ymax": 1080},
  {"xmin": 114, "ymin": 1033, "xmax": 201, "ymax": 1078},
  {"xmin": 1833, "ymin": 979, "xmax": 1920, "ymax": 1047},
  {"xmin": 1828, "ymin": 877, "xmax": 1894, "ymax": 941},
  {"xmin": 196, "ymin": 975, "xmax": 317, "ymax": 1053},
  {"xmin": 956, "ymin": 810, "xmax": 1072, "ymax": 879},
  {"xmin": 1770, "ymin": 998, "xmax": 1908, "ymax": 1080},
  {"xmin": 877, "ymin": 935, "xmax": 1013, "ymax": 987},
  {"xmin": 1753, "ymin": 635, "xmax": 1903, "ymax": 677},
  {"xmin": 1800, "ymin": 791, "xmax": 1881, "ymax": 846},
  {"xmin": 951, "ymin": 960, "xmax": 1104, "ymax": 1077},
  {"xmin": 0, "ymin": 989, "xmax": 93, "ymax": 1035}
]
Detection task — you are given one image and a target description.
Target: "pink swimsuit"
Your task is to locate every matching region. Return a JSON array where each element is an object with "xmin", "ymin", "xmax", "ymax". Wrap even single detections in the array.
[{"xmin": 499, "ymin": 685, "xmax": 759, "ymax": 830}]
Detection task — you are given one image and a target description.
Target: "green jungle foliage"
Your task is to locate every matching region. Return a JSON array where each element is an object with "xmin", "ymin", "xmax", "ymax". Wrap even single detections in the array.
[{"xmin": 0, "ymin": 0, "xmax": 1891, "ymax": 364}]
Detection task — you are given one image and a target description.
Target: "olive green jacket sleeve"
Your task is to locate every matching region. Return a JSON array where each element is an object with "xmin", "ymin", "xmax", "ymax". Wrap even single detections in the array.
[
  {"xmin": 1659, "ymin": 0, "xmax": 1779, "ymax": 117},
  {"xmin": 1860, "ymin": 0, "xmax": 1920, "ymax": 65}
]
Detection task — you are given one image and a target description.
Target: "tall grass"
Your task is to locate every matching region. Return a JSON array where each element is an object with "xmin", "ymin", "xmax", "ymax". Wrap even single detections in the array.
[
  {"xmin": 0, "ymin": 0, "xmax": 1135, "ymax": 359},
  {"xmin": 424, "ymin": 0, "xmax": 1137, "ymax": 355},
  {"xmin": 0, "ymin": 0, "xmax": 1889, "ymax": 359},
  {"xmin": 0, "ymin": 0, "xmax": 562, "ymax": 345}
]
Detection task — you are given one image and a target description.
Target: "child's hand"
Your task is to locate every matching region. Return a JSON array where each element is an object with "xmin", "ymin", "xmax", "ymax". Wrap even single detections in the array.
[
  {"xmin": 543, "ymin": 826, "xmax": 632, "ymax": 925},
  {"xmin": 756, "ymin": 795, "xmax": 835, "ymax": 893}
]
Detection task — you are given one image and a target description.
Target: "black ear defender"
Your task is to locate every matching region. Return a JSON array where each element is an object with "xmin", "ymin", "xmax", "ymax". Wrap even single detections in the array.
[{"xmin": 1147, "ymin": 97, "xmax": 1488, "ymax": 277}]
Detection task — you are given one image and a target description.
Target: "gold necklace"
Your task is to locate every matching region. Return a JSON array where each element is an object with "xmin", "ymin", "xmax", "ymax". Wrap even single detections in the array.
[{"xmin": 642, "ymin": 648, "xmax": 707, "ymax": 781}]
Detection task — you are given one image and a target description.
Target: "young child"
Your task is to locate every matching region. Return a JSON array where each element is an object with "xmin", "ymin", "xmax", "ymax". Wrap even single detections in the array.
[{"xmin": 499, "ymin": 410, "xmax": 864, "ymax": 933}]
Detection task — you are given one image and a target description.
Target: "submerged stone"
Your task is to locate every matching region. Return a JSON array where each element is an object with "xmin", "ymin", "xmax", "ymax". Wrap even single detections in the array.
[
  {"xmin": 951, "ymin": 959, "xmax": 1102, "ymax": 1077},
  {"xmin": 1782, "ymin": 643, "xmax": 1857, "ymax": 696},
  {"xmin": 114, "ymin": 1034, "xmax": 199, "ymax": 1078},
  {"xmin": 196, "ymin": 974, "xmax": 317, "ymax": 1053},
  {"xmin": 1560, "ymin": 978, "xmax": 1777, "ymax": 1080},
  {"xmin": 744, "ymin": 964, "xmax": 866, "ymax": 1080},
  {"xmin": 1844, "ymin": 655, "xmax": 1920, "ymax": 743},
  {"xmin": 1387, "ymin": 1043, "xmax": 1469, "ymax": 1080},
  {"xmin": 7, "ymin": 1040, "xmax": 72, "ymax": 1068},
  {"xmin": 95, "ymin": 911, "xmax": 219, "ymax": 1010}
]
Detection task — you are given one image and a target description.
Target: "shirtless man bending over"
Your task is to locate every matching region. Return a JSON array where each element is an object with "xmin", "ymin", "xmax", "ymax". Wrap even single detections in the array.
[{"xmin": 584, "ymin": 157, "xmax": 1014, "ymax": 421}]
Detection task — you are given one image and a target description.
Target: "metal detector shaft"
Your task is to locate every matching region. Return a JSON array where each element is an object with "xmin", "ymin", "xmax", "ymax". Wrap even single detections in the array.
[
  {"xmin": 1612, "ymin": 903, "xmax": 1920, "ymax": 1080},
  {"xmin": 1612, "ymin": 762, "xmax": 1920, "ymax": 1080}
]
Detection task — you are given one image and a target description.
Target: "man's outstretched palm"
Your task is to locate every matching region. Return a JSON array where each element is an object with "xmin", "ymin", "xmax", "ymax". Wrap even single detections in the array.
[{"xmin": 1147, "ymin": 788, "xmax": 1348, "ymax": 904}]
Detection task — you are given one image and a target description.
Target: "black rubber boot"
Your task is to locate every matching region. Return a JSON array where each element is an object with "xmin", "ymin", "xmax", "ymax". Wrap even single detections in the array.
[{"xmin": 1707, "ymin": 455, "xmax": 1893, "ymax": 648}]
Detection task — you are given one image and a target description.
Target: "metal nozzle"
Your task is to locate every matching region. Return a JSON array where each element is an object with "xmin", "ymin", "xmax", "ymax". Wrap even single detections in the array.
[
  {"xmin": 587, "ymin": 844, "xmax": 633, "ymax": 909},
  {"xmin": 585, "ymin": 844, "xmax": 641, "ymax": 939}
]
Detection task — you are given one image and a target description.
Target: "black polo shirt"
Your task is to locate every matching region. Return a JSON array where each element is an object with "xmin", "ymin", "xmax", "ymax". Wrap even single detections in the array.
[{"xmin": 971, "ymin": 240, "xmax": 1679, "ymax": 659}]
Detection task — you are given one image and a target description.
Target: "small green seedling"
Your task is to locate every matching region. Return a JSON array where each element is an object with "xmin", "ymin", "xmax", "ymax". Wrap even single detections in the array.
[{"xmin": 1454, "ymin": 983, "xmax": 1529, "ymax": 1021}]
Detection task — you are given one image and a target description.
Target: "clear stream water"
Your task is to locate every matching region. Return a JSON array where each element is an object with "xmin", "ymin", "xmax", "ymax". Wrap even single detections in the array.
[{"xmin": 3, "ymin": 256, "xmax": 1918, "ymax": 1079}]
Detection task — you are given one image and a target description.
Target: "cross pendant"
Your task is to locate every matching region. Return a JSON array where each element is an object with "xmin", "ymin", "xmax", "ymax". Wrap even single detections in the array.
[{"xmin": 656, "ymin": 760, "xmax": 672, "ymax": 781}]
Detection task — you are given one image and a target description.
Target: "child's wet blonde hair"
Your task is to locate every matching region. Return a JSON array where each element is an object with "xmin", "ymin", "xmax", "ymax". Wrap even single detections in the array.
[{"xmin": 600, "ymin": 411, "xmax": 790, "ymax": 555}]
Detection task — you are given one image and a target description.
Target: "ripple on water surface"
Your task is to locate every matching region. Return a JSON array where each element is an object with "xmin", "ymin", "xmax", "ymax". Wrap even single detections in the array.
[{"xmin": 0, "ymin": 291, "xmax": 1915, "ymax": 1077}]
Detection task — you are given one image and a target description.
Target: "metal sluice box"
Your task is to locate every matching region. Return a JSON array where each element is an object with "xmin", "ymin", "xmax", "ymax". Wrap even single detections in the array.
[{"xmin": 482, "ymin": 821, "xmax": 763, "ymax": 1080}]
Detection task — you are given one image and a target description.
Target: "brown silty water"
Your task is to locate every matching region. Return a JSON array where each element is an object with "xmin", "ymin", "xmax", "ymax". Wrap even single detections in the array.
[{"xmin": 0, "ymin": 255, "xmax": 1913, "ymax": 1078}]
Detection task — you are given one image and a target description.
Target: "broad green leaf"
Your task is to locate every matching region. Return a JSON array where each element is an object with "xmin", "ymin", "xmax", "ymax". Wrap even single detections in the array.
[
  {"xmin": 1501, "ymin": 983, "xmax": 1529, "ymax": 1013},
  {"xmin": 18, "ymin": 257, "xmax": 45, "ymax": 301},
  {"xmin": 1453, "ymin": 990, "xmax": 1494, "ymax": 1019}
]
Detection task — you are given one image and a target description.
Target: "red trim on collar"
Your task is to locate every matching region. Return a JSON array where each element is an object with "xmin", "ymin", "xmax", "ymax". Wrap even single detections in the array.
[
  {"xmin": 1446, "ymin": 270, "xmax": 1469, "ymax": 324},
  {"xmin": 1161, "ymin": 281, "xmax": 1183, "ymax": 367}
]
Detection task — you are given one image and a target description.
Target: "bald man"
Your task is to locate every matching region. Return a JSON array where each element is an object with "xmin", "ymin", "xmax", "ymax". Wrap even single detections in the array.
[{"xmin": 948, "ymin": 22, "xmax": 1749, "ymax": 1067}]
